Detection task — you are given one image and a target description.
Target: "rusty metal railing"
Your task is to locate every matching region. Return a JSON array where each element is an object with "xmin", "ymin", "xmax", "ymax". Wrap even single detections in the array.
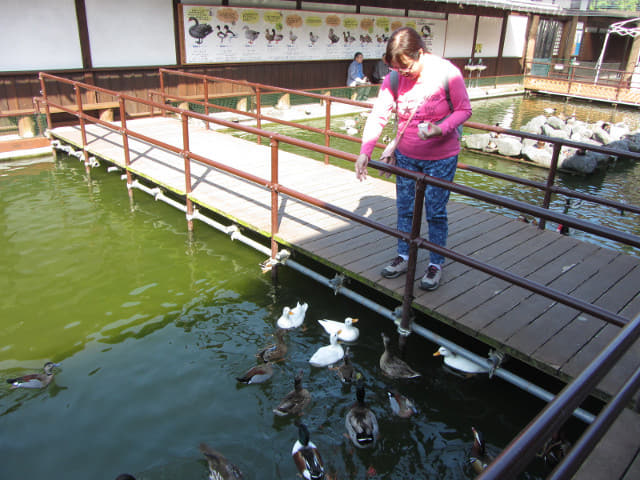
[{"xmin": 39, "ymin": 71, "xmax": 640, "ymax": 479}]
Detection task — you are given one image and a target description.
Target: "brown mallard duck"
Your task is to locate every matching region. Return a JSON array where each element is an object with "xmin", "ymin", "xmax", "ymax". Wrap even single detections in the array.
[
  {"xmin": 199, "ymin": 443, "xmax": 244, "ymax": 479},
  {"xmin": 330, "ymin": 346, "xmax": 361, "ymax": 384},
  {"xmin": 379, "ymin": 333, "xmax": 421, "ymax": 379},
  {"xmin": 273, "ymin": 370, "xmax": 311, "ymax": 417},
  {"xmin": 256, "ymin": 328, "xmax": 287, "ymax": 362}
]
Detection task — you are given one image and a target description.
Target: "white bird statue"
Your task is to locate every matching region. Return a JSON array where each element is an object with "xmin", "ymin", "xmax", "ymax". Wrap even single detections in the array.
[
  {"xmin": 277, "ymin": 302, "xmax": 308, "ymax": 329},
  {"xmin": 433, "ymin": 346, "xmax": 489, "ymax": 375},
  {"xmin": 317, "ymin": 317, "xmax": 359, "ymax": 342},
  {"xmin": 309, "ymin": 331, "xmax": 344, "ymax": 367}
]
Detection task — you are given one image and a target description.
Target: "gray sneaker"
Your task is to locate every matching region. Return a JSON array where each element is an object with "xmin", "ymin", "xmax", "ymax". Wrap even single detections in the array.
[
  {"xmin": 419, "ymin": 265, "xmax": 442, "ymax": 291},
  {"xmin": 381, "ymin": 256, "xmax": 408, "ymax": 278}
]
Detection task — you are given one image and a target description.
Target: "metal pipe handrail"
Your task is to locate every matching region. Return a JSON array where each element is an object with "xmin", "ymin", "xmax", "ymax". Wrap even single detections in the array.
[{"xmin": 478, "ymin": 313, "xmax": 640, "ymax": 480}]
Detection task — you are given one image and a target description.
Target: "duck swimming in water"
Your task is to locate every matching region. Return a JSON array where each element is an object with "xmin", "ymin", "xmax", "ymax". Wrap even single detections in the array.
[
  {"xmin": 469, "ymin": 426, "xmax": 492, "ymax": 474},
  {"xmin": 386, "ymin": 388, "xmax": 418, "ymax": 418},
  {"xmin": 329, "ymin": 346, "xmax": 361, "ymax": 384},
  {"xmin": 292, "ymin": 421, "xmax": 325, "ymax": 480},
  {"xmin": 277, "ymin": 302, "xmax": 308, "ymax": 329},
  {"xmin": 255, "ymin": 328, "xmax": 287, "ymax": 362},
  {"xmin": 345, "ymin": 382, "xmax": 379, "ymax": 449},
  {"xmin": 6, "ymin": 362, "xmax": 61, "ymax": 389},
  {"xmin": 309, "ymin": 331, "xmax": 344, "ymax": 367},
  {"xmin": 236, "ymin": 360, "xmax": 274, "ymax": 385},
  {"xmin": 318, "ymin": 317, "xmax": 359, "ymax": 342},
  {"xmin": 199, "ymin": 443, "xmax": 244, "ymax": 479},
  {"xmin": 273, "ymin": 370, "xmax": 311, "ymax": 417},
  {"xmin": 379, "ymin": 333, "xmax": 421, "ymax": 379}
]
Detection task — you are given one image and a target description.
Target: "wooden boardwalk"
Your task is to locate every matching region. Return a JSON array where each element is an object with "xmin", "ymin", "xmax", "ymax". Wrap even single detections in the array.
[{"xmin": 49, "ymin": 117, "xmax": 640, "ymax": 478}]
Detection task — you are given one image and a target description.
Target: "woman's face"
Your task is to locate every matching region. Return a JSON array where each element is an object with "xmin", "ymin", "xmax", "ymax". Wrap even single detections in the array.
[{"xmin": 390, "ymin": 51, "xmax": 423, "ymax": 79}]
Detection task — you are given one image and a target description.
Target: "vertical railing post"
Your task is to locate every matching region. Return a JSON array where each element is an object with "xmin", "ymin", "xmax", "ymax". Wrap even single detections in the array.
[
  {"xmin": 119, "ymin": 96, "xmax": 134, "ymax": 201},
  {"xmin": 255, "ymin": 87, "xmax": 262, "ymax": 145},
  {"xmin": 74, "ymin": 83, "xmax": 90, "ymax": 172},
  {"xmin": 159, "ymin": 69, "xmax": 166, "ymax": 117},
  {"xmin": 38, "ymin": 74, "xmax": 52, "ymax": 132},
  {"xmin": 203, "ymin": 78, "xmax": 209, "ymax": 128},
  {"xmin": 181, "ymin": 112, "xmax": 194, "ymax": 232},
  {"xmin": 324, "ymin": 98, "xmax": 331, "ymax": 165},
  {"xmin": 538, "ymin": 141, "xmax": 562, "ymax": 230},
  {"xmin": 398, "ymin": 178, "xmax": 426, "ymax": 356},
  {"xmin": 270, "ymin": 136, "xmax": 280, "ymax": 282}
]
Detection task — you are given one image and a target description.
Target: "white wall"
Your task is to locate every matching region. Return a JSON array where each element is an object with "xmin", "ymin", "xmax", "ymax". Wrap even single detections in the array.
[
  {"xmin": 85, "ymin": 0, "xmax": 177, "ymax": 67},
  {"xmin": 476, "ymin": 16, "xmax": 503, "ymax": 58},
  {"xmin": 0, "ymin": 0, "xmax": 83, "ymax": 71},
  {"xmin": 503, "ymin": 14, "xmax": 529, "ymax": 58},
  {"xmin": 444, "ymin": 14, "xmax": 475, "ymax": 59}
]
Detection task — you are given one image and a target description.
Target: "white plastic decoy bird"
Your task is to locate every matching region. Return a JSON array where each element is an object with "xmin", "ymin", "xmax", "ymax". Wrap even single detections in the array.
[
  {"xmin": 433, "ymin": 346, "xmax": 490, "ymax": 375},
  {"xmin": 317, "ymin": 317, "xmax": 359, "ymax": 342},
  {"xmin": 309, "ymin": 331, "xmax": 344, "ymax": 367}
]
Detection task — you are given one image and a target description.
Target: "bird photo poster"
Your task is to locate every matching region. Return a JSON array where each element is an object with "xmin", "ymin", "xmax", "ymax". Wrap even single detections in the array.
[{"xmin": 181, "ymin": 4, "xmax": 446, "ymax": 64}]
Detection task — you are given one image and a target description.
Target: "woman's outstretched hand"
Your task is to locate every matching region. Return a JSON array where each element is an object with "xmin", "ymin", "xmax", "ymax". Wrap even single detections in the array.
[{"xmin": 355, "ymin": 153, "xmax": 369, "ymax": 181}]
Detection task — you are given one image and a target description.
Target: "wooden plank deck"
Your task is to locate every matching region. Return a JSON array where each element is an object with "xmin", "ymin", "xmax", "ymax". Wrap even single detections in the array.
[{"xmin": 49, "ymin": 117, "xmax": 640, "ymax": 477}]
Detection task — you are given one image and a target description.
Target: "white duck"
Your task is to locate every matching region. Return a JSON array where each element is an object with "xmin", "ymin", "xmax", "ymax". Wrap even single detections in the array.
[
  {"xmin": 277, "ymin": 302, "xmax": 308, "ymax": 329},
  {"xmin": 317, "ymin": 317, "xmax": 359, "ymax": 342},
  {"xmin": 309, "ymin": 331, "xmax": 343, "ymax": 367},
  {"xmin": 433, "ymin": 346, "xmax": 489, "ymax": 375}
]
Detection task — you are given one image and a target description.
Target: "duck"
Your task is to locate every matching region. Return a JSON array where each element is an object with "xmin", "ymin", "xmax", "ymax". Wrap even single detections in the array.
[
  {"xmin": 309, "ymin": 331, "xmax": 344, "ymax": 367},
  {"xmin": 537, "ymin": 429, "xmax": 572, "ymax": 468},
  {"xmin": 433, "ymin": 346, "xmax": 490, "ymax": 376},
  {"xmin": 236, "ymin": 361, "xmax": 274, "ymax": 384},
  {"xmin": 289, "ymin": 30, "xmax": 298, "ymax": 44},
  {"xmin": 265, "ymin": 28, "xmax": 275, "ymax": 44},
  {"xmin": 216, "ymin": 25, "xmax": 227, "ymax": 42},
  {"xmin": 328, "ymin": 28, "xmax": 340, "ymax": 44},
  {"xmin": 309, "ymin": 32, "xmax": 319, "ymax": 45},
  {"xmin": 273, "ymin": 370, "xmax": 311, "ymax": 417},
  {"xmin": 223, "ymin": 25, "xmax": 236, "ymax": 38},
  {"xmin": 272, "ymin": 29, "xmax": 284, "ymax": 43},
  {"xmin": 256, "ymin": 328, "xmax": 287, "ymax": 362},
  {"xmin": 469, "ymin": 426, "xmax": 492, "ymax": 474},
  {"xmin": 292, "ymin": 421, "xmax": 325, "ymax": 480},
  {"xmin": 386, "ymin": 388, "xmax": 418, "ymax": 418},
  {"xmin": 242, "ymin": 26, "xmax": 260, "ymax": 44},
  {"xmin": 188, "ymin": 17, "xmax": 213, "ymax": 45},
  {"xmin": 114, "ymin": 475, "xmax": 136, "ymax": 480},
  {"xmin": 6, "ymin": 362, "xmax": 61, "ymax": 389},
  {"xmin": 317, "ymin": 317, "xmax": 359, "ymax": 342},
  {"xmin": 345, "ymin": 382, "xmax": 379, "ymax": 449},
  {"xmin": 379, "ymin": 333, "xmax": 421, "ymax": 379},
  {"xmin": 199, "ymin": 443, "xmax": 244, "ymax": 480},
  {"xmin": 277, "ymin": 302, "xmax": 308, "ymax": 329},
  {"xmin": 330, "ymin": 346, "xmax": 361, "ymax": 384}
]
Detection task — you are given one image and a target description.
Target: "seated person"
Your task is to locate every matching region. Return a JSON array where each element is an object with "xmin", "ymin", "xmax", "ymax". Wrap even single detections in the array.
[
  {"xmin": 347, "ymin": 52, "xmax": 371, "ymax": 100},
  {"xmin": 371, "ymin": 59, "xmax": 390, "ymax": 84}
]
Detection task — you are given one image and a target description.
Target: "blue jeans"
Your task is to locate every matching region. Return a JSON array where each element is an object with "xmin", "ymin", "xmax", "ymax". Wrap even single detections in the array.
[{"xmin": 395, "ymin": 151, "xmax": 458, "ymax": 265}]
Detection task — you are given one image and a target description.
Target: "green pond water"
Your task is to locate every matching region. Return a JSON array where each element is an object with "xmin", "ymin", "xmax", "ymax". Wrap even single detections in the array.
[{"xmin": 1, "ymin": 94, "xmax": 637, "ymax": 479}]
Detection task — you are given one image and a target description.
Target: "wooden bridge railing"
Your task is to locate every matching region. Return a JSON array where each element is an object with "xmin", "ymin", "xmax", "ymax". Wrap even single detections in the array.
[{"xmin": 38, "ymin": 70, "xmax": 640, "ymax": 479}]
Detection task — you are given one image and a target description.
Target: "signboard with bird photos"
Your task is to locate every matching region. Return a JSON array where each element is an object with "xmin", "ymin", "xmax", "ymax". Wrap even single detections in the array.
[{"xmin": 181, "ymin": 4, "xmax": 446, "ymax": 64}]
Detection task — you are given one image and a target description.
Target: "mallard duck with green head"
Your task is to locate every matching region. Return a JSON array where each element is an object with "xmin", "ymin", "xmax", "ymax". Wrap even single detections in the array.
[
  {"xmin": 345, "ymin": 382, "xmax": 379, "ymax": 449},
  {"xmin": 292, "ymin": 421, "xmax": 325, "ymax": 479}
]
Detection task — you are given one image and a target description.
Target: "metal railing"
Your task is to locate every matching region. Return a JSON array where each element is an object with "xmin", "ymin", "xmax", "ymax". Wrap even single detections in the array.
[{"xmin": 38, "ymin": 71, "xmax": 640, "ymax": 479}]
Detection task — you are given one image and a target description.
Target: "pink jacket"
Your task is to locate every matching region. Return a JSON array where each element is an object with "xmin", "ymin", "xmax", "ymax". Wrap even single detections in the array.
[{"xmin": 360, "ymin": 54, "xmax": 472, "ymax": 161}]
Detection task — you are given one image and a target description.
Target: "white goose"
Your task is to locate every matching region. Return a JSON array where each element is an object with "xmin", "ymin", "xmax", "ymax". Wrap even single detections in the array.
[
  {"xmin": 309, "ymin": 331, "xmax": 344, "ymax": 367},
  {"xmin": 277, "ymin": 302, "xmax": 308, "ymax": 329},
  {"xmin": 317, "ymin": 317, "xmax": 359, "ymax": 342},
  {"xmin": 433, "ymin": 346, "xmax": 489, "ymax": 375}
]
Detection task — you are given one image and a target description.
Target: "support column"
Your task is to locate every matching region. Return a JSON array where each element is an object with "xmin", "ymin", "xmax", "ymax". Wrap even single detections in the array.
[{"xmin": 524, "ymin": 14, "xmax": 540, "ymax": 74}]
